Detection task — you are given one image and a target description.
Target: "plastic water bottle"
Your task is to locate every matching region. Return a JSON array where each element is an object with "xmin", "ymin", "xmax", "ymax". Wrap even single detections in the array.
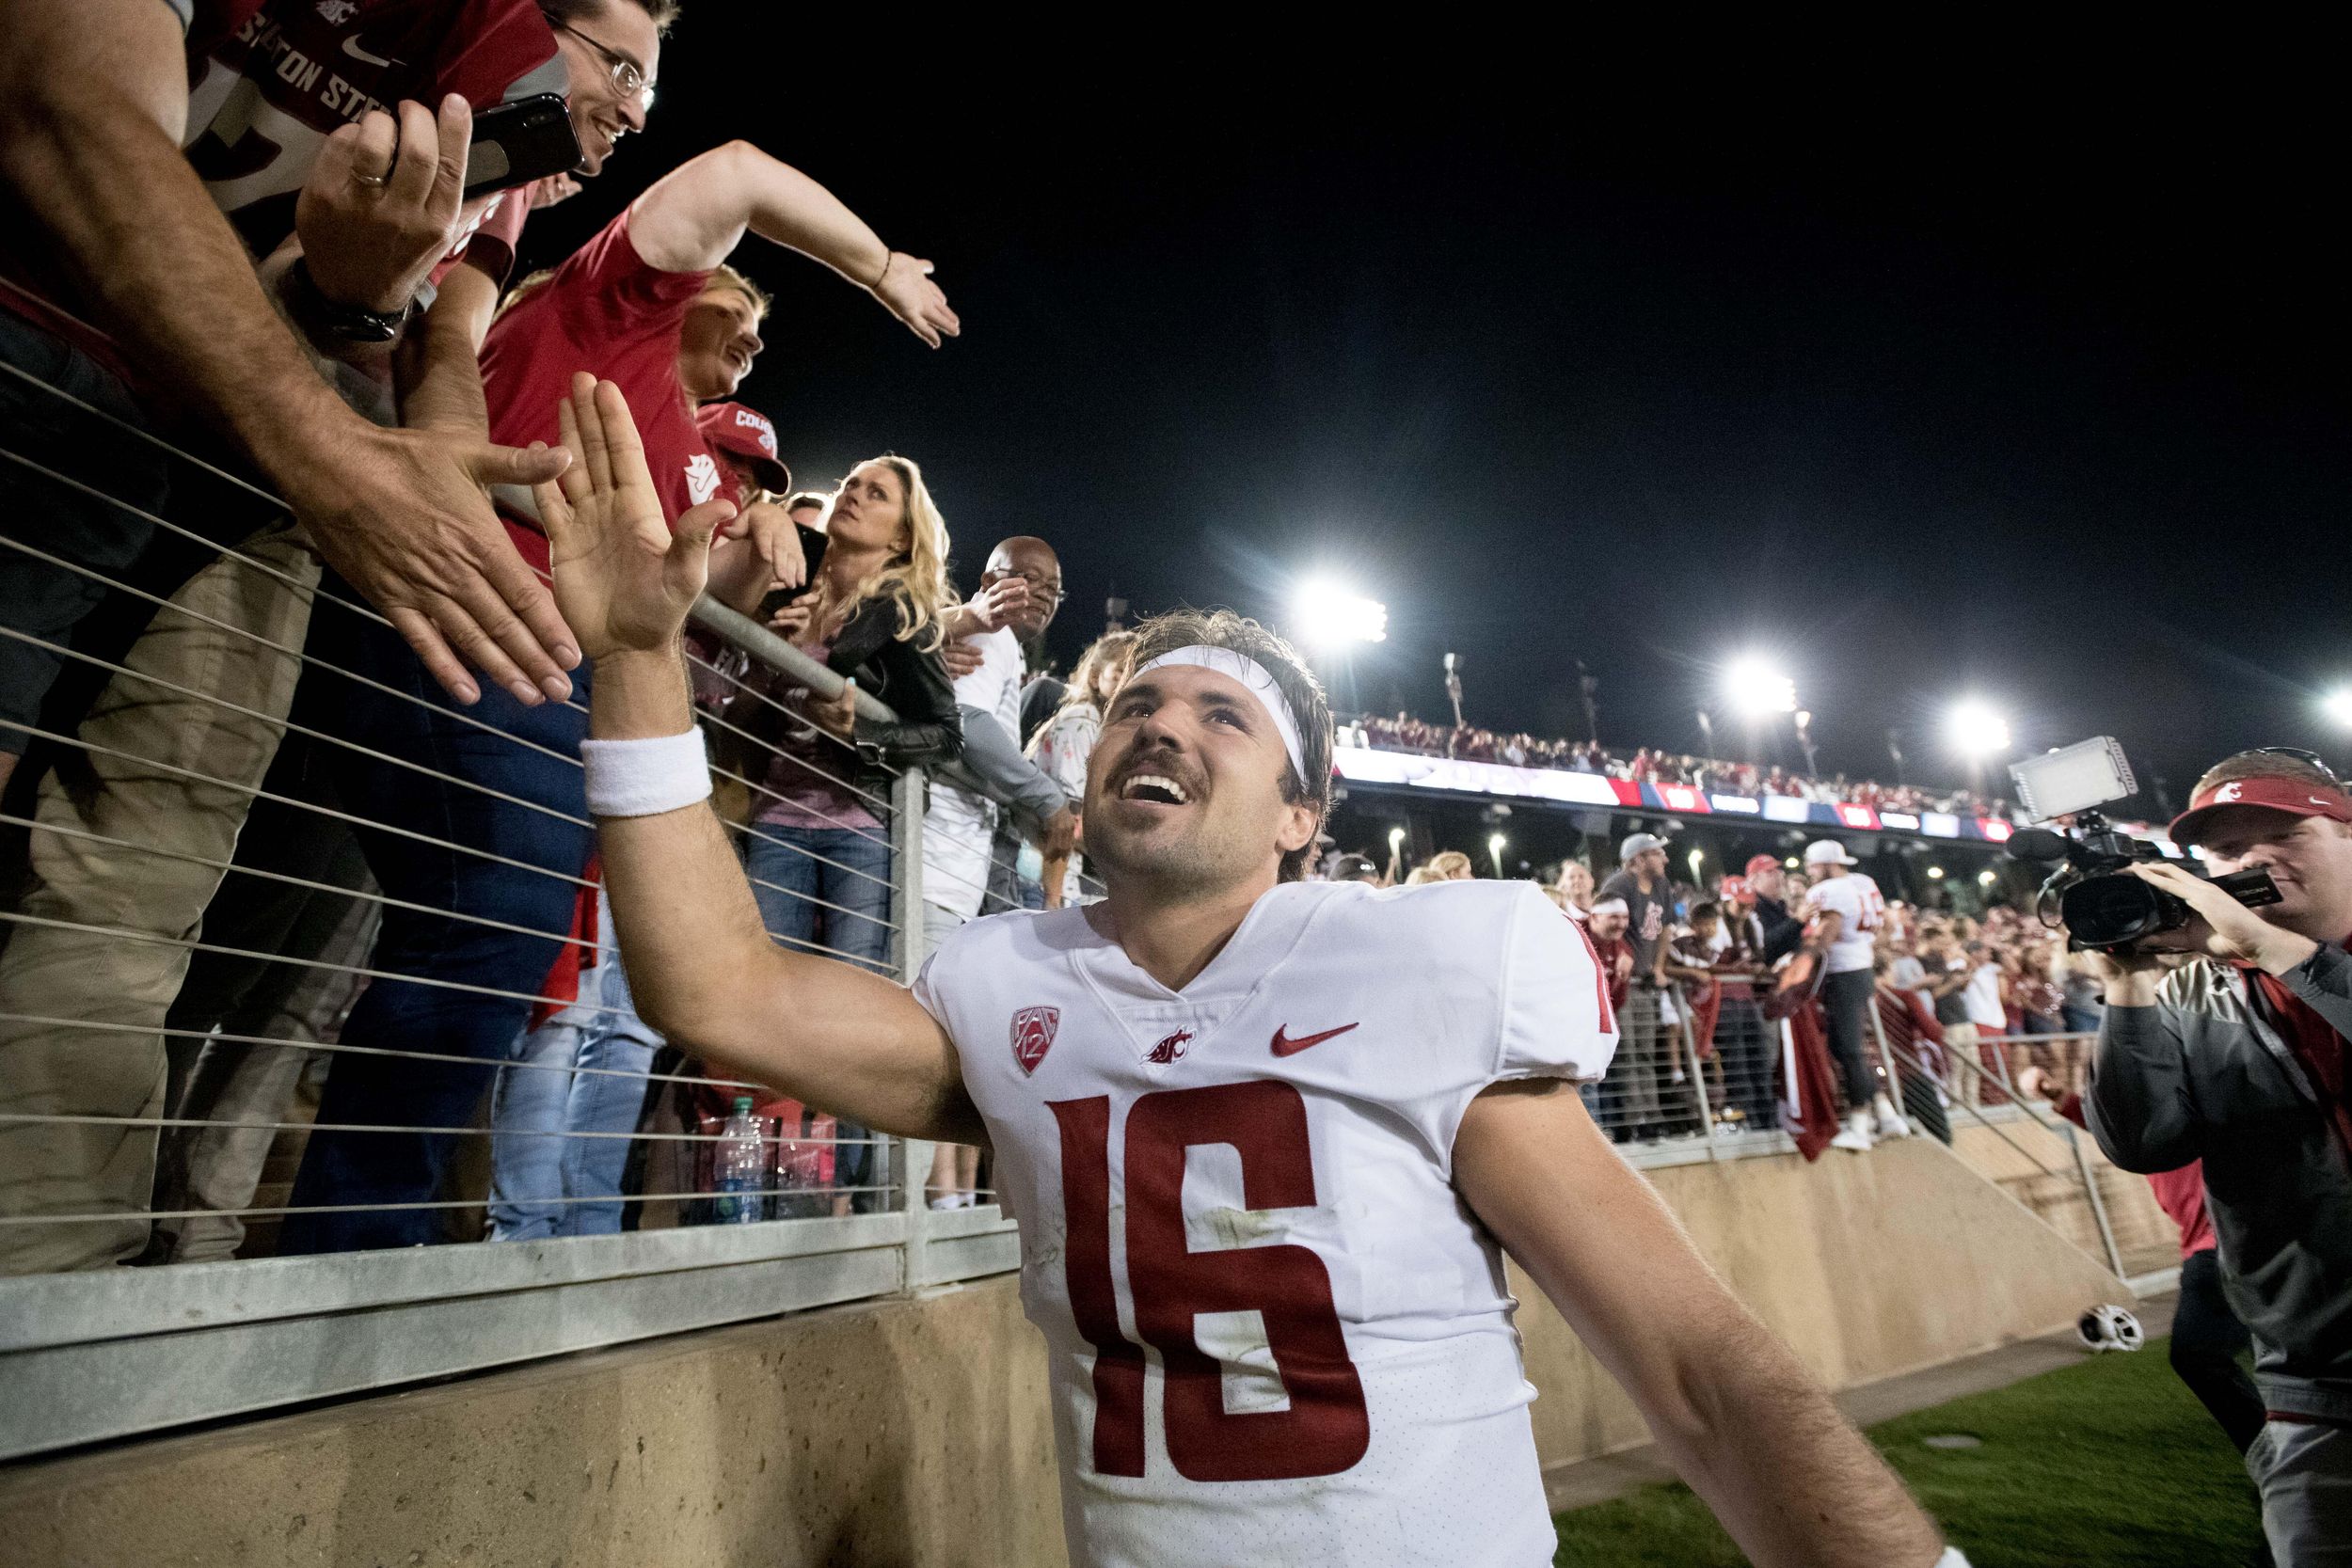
[{"xmin": 713, "ymin": 1096, "xmax": 767, "ymax": 1224}]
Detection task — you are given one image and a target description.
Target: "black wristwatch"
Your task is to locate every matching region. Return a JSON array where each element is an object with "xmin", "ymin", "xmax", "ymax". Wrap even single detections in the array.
[{"xmin": 284, "ymin": 257, "xmax": 413, "ymax": 345}]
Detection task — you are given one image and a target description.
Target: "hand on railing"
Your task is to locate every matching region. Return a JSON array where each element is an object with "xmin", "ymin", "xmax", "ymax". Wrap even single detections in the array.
[{"xmin": 535, "ymin": 373, "xmax": 738, "ymax": 661}]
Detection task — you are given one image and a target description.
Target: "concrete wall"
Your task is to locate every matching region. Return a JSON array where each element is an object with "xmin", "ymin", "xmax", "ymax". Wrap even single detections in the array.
[
  {"xmin": 1517, "ymin": 1135, "xmax": 2133, "ymax": 1476},
  {"xmin": 0, "ymin": 1138, "xmax": 2126, "ymax": 1567}
]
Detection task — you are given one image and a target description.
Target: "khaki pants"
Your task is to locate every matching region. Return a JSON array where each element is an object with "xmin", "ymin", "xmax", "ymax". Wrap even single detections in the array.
[
  {"xmin": 1942, "ymin": 1021, "xmax": 1982, "ymax": 1108},
  {"xmin": 0, "ymin": 525, "xmax": 318, "ymax": 1274}
]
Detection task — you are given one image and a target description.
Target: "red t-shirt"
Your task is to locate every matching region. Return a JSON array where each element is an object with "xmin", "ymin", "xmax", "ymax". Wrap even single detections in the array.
[
  {"xmin": 478, "ymin": 206, "xmax": 719, "ymax": 569},
  {"xmin": 1, "ymin": 0, "xmax": 557, "ymax": 382},
  {"xmin": 183, "ymin": 0, "xmax": 563, "ymax": 260}
]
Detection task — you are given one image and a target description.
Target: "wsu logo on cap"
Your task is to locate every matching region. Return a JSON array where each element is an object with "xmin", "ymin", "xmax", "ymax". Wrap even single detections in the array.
[
  {"xmin": 2213, "ymin": 782, "xmax": 2244, "ymax": 803},
  {"xmin": 1010, "ymin": 1006, "xmax": 1059, "ymax": 1076}
]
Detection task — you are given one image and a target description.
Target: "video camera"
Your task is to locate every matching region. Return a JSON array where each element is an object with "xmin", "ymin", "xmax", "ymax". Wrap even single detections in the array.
[{"xmin": 2004, "ymin": 737, "xmax": 2279, "ymax": 952}]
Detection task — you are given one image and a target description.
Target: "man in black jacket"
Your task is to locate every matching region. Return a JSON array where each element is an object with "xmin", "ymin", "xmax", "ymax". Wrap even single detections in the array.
[
  {"xmin": 1744, "ymin": 853, "xmax": 1807, "ymax": 965},
  {"xmin": 2083, "ymin": 749, "xmax": 2352, "ymax": 1567}
]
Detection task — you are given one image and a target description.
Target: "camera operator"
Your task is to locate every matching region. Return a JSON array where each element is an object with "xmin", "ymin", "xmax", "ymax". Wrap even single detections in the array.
[{"xmin": 2081, "ymin": 750, "xmax": 2352, "ymax": 1566}]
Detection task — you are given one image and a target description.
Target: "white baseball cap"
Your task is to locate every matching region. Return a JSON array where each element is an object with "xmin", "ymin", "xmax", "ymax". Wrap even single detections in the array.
[{"xmin": 1803, "ymin": 839, "xmax": 1858, "ymax": 866}]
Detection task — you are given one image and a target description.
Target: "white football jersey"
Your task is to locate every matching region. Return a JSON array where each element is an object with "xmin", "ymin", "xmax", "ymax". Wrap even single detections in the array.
[
  {"xmin": 1804, "ymin": 871, "xmax": 1884, "ymax": 974},
  {"xmin": 912, "ymin": 879, "xmax": 1618, "ymax": 1567}
]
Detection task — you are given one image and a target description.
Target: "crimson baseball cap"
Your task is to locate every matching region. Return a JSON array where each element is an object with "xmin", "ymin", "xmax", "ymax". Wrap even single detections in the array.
[
  {"xmin": 2167, "ymin": 775, "xmax": 2352, "ymax": 847},
  {"xmin": 694, "ymin": 402, "xmax": 791, "ymax": 495},
  {"xmin": 1718, "ymin": 874, "xmax": 1752, "ymax": 901},
  {"xmin": 1744, "ymin": 853, "xmax": 1782, "ymax": 878}
]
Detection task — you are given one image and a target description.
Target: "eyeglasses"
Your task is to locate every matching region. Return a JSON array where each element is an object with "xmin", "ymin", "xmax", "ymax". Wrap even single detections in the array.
[{"xmin": 551, "ymin": 19, "xmax": 655, "ymax": 110}]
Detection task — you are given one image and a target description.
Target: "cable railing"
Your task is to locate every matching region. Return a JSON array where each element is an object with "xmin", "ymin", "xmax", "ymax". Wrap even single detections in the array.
[{"xmin": 0, "ymin": 360, "xmax": 1065, "ymax": 1458}]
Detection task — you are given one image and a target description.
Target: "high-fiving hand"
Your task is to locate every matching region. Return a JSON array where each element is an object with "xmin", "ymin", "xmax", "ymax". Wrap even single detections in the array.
[
  {"xmin": 535, "ymin": 372, "xmax": 739, "ymax": 661},
  {"xmin": 870, "ymin": 252, "xmax": 961, "ymax": 349}
]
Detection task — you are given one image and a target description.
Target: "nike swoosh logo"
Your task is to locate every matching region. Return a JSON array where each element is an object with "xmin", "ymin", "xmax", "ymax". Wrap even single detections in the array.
[
  {"xmin": 1271, "ymin": 1022, "xmax": 1359, "ymax": 1057},
  {"xmin": 344, "ymin": 36, "xmax": 401, "ymax": 67}
]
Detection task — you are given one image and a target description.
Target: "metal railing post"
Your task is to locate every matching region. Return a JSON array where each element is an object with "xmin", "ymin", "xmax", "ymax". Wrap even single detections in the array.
[
  {"xmin": 1673, "ymin": 984, "xmax": 1718, "ymax": 1158},
  {"xmin": 892, "ymin": 765, "xmax": 929, "ymax": 983},
  {"xmin": 2065, "ymin": 1119, "xmax": 2128, "ymax": 1280},
  {"xmin": 1867, "ymin": 1000, "xmax": 1904, "ymax": 1121},
  {"xmin": 891, "ymin": 764, "xmax": 930, "ymax": 1283}
]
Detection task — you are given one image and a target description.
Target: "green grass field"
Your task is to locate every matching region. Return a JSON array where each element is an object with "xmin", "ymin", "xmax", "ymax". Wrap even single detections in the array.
[{"xmin": 1553, "ymin": 1338, "xmax": 2267, "ymax": 1568}]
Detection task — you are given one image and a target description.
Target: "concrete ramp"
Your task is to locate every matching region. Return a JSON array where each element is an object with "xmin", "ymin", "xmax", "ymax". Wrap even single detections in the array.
[{"xmin": 1518, "ymin": 1135, "xmax": 2134, "ymax": 1475}]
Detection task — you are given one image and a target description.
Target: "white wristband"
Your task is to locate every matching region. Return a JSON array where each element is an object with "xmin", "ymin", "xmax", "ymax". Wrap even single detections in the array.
[
  {"xmin": 1934, "ymin": 1549, "xmax": 1972, "ymax": 1568},
  {"xmin": 580, "ymin": 729, "xmax": 712, "ymax": 817}
]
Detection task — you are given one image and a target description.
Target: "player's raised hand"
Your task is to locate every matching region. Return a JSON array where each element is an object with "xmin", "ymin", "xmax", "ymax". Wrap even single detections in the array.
[{"xmin": 537, "ymin": 372, "xmax": 737, "ymax": 660}]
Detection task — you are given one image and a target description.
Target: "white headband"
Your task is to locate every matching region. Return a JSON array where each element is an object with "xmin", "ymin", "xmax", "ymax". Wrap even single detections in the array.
[
  {"xmin": 1588, "ymin": 896, "xmax": 1630, "ymax": 916},
  {"xmin": 1133, "ymin": 645, "xmax": 1307, "ymax": 781}
]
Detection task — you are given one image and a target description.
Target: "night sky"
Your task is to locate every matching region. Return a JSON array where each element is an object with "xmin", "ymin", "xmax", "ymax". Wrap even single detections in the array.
[{"xmin": 519, "ymin": 32, "xmax": 2344, "ymax": 819}]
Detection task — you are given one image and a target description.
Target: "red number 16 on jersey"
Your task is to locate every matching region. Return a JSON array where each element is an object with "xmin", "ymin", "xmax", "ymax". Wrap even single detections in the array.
[{"xmin": 1049, "ymin": 1080, "xmax": 1371, "ymax": 1481}]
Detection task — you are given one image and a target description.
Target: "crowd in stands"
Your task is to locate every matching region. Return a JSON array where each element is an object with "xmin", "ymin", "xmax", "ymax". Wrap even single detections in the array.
[
  {"xmin": 1351, "ymin": 714, "xmax": 2008, "ymax": 817},
  {"xmin": 1330, "ymin": 839, "xmax": 2107, "ymax": 1149}
]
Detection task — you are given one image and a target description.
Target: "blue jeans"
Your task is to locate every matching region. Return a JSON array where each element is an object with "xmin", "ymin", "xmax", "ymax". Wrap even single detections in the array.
[
  {"xmin": 744, "ymin": 824, "xmax": 894, "ymax": 1212},
  {"xmin": 279, "ymin": 595, "xmax": 594, "ymax": 1253},
  {"xmin": 487, "ymin": 892, "xmax": 661, "ymax": 1240}
]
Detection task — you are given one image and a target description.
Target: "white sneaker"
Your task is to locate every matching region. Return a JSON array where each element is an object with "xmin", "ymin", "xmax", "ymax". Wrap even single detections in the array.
[
  {"xmin": 1871, "ymin": 1093, "xmax": 1913, "ymax": 1139},
  {"xmin": 1830, "ymin": 1110, "xmax": 1874, "ymax": 1153}
]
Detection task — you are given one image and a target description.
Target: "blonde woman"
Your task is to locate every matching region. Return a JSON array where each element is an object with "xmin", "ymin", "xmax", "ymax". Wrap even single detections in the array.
[
  {"xmin": 1027, "ymin": 630, "xmax": 1139, "ymax": 907},
  {"xmin": 1425, "ymin": 848, "xmax": 1475, "ymax": 881},
  {"xmin": 747, "ymin": 455, "xmax": 962, "ymax": 1213}
]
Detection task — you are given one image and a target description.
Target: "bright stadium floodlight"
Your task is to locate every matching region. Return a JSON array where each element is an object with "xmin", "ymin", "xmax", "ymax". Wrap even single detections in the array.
[
  {"xmin": 1926, "ymin": 865, "xmax": 1946, "ymax": 880},
  {"xmin": 1978, "ymin": 869, "xmax": 1997, "ymax": 887},
  {"xmin": 1947, "ymin": 699, "xmax": 2011, "ymax": 757},
  {"xmin": 1294, "ymin": 580, "xmax": 1389, "ymax": 648},
  {"xmin": 2324, "ymin": 687, "xmax": 2352, "ymax": 729},
  {"xmin": 1724, "ymin": 657, "xmax": 1798, "ymax": 719},
  {"xmin": 1687, "ymin": 847, "xmax": 1704, "ymax": 879},
  {"xmin": 1487, "ymin": 832, "xmax": 1507, "ymax": 875}
]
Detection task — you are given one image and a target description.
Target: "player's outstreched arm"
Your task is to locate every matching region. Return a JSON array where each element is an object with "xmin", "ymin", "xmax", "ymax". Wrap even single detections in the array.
[
  {"xmin": 1455, "ymin": 1085, "xmax": 1947, "ymax": 1568},
  {"xmin": 540, "ymin": 372, "xmax": 982, "ymax": 1142},
  {"xmin": 624, "ymin": 141, "xmax": 961, "ymax": 347}
]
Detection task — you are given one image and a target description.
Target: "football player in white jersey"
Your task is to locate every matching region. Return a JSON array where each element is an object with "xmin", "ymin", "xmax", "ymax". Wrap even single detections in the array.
[{"xmin": 534, "ymin": 376, "xmax": 1960, "ymax": 1568}]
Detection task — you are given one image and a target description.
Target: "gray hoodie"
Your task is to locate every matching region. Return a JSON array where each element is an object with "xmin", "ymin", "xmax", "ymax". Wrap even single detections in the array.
[{"xmin": 2087, "ymin": 942, "xmax": 2352, "ymax": 1419}]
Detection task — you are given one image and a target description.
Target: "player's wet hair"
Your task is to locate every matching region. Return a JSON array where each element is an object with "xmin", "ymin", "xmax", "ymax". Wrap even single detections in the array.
[{"xmin": 1121, "ymin": 608, "xmax": 1333, "ymax": 883}]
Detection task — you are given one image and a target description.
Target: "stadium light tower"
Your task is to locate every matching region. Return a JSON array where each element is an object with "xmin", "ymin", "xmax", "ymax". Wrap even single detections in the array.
[
  {"xmin": 2324, "ymin": 686, "xmax": 2352, "ymax": 729},
  {"xmin": 1487, "ymin": 832, "xmax": 1507, "ymax": 877},
  {"xmin": 1724, "ymin": 657, "xmax": 1798, "ymax": 719},
  {"xmin": 1294, "ymin": 580, "xmax": 1389, "ymax": 649},
  {"xmin": 1947, "ymin": 698, "xmax": 2011, "ymax": 757}
]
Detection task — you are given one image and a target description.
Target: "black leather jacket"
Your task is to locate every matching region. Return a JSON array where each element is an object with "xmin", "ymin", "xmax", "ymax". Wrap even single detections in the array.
[{"xmin": 727, "ymin": 593, "xmax": 961, "ymax": 797}]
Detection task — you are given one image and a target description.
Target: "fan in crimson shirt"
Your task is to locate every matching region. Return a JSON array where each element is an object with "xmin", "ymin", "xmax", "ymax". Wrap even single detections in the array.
[{"xmin": 479, "ymin": 136, "xmax": 961, "ymax": 605}]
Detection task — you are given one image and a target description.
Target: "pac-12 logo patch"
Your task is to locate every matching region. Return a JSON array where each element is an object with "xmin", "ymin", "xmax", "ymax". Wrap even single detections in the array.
[{"xmin": 1011, "ymin": 1006, "xmax": 1059, "ymax": 1076}]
